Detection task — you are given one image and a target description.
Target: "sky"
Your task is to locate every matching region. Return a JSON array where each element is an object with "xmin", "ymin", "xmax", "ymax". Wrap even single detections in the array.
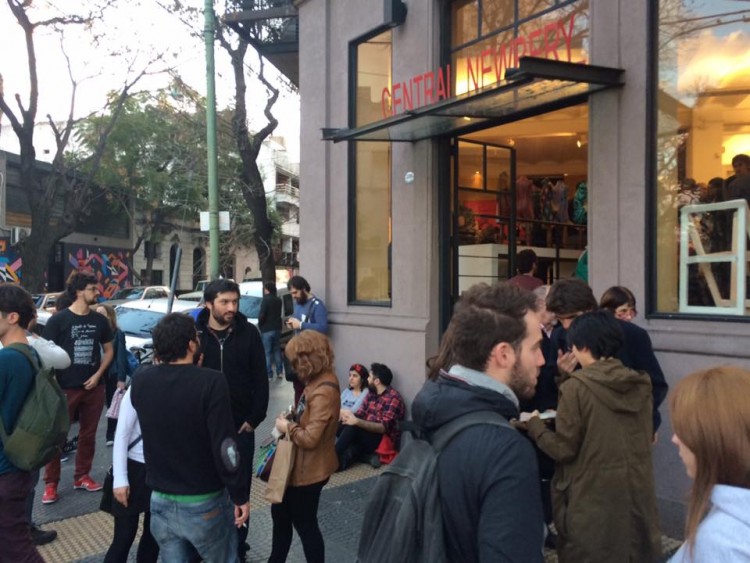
[{"xmin": 0, "ymin": 0, "xmax": 300, "ymax": 161}]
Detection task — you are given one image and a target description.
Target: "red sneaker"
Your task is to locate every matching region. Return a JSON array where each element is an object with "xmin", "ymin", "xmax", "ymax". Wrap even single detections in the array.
[
  {"xmin": 42, "ymin": 483, "xmax": 58, "ymax": 504},
  {"xmin": 73, "ymin": 475, "xmax": 103, "ymax": 492}
]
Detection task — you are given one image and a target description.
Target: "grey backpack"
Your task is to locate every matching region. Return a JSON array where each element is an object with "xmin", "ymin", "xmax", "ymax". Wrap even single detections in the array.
[{"xmin": 356, "ymin": 410, "xmax": 512, "ymax": 563}]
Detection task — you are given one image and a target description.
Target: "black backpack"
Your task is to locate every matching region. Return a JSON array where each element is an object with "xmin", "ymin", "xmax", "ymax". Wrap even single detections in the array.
[
  {"xmin": 0, "ymin": 344, "xmax": 70, "ymax": 471},
  {"xmin": 356, "ymin": 410, "xmax": 512, "ymax": 563}
]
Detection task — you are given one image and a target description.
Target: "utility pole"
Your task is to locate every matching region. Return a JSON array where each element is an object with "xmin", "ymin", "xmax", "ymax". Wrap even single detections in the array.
[{"xmin": 204, "ymin": 0, "xmax": 220, "ymax": 280}]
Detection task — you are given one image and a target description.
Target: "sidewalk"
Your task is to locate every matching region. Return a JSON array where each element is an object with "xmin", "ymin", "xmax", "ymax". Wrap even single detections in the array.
[{"xmin": 37, "ymin": 463, "xmax": 383, "ymax": 563}]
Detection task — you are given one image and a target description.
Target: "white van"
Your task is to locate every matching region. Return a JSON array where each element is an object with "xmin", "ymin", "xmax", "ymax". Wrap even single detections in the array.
[{"xmin": 238, "ymin": 281, "xmax": 294, "ymax": 344}]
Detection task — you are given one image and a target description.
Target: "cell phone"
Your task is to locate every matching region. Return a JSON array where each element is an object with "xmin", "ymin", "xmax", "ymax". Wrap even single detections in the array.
[{"xmin": 538, "ymin": 411, "xmax": 556, "ymax": 420}]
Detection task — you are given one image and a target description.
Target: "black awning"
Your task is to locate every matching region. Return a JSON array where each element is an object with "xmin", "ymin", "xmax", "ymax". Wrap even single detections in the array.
[{"xmin": 322, "ymin": 57, "xmax": 624, "ymax": 143}]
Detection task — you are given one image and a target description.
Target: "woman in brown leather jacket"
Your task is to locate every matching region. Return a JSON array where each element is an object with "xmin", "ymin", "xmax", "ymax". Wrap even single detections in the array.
[{"xmin": 269, "ymin": 331, "xmax": 340, "ymax": 563}]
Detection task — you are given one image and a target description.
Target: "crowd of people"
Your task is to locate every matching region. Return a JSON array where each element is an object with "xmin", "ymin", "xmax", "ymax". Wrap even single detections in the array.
[{"xmin": 1, "ymin": 265, "xmax": 749, "ymax": 562}]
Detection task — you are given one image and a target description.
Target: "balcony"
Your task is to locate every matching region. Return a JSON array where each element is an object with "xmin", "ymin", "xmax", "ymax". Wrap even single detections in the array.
[
  {"xmin": 281, "ymin": 222, "xmax": 300, "ymax": 239},
  {"xmin": 222, "ymin": 0, "xmax": 299, "ymax": 86},
  {"xmin": 275, "ymin": 183, "xmax": 300, "ymax": 206}
]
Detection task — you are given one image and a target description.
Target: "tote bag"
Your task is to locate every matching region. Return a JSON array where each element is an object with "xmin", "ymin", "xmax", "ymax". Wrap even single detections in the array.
[{"xmin": 264, "ymin": 433, "xmax": 296, "ymax": 504}]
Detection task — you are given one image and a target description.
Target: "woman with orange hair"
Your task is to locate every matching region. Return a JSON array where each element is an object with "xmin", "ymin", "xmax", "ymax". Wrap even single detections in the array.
[
  {"xmin": 269, "ymin": 330, "xmax": 340, "ymax": 563},
  {"xmin": 669, "ymin": 366, "xmax": 750, "ymax": 562}
]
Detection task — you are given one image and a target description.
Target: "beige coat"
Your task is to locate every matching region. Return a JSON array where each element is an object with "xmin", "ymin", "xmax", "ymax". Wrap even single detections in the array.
[
  {"xmin": 528, "ymin": 359, "xmax": 662, "ymax": 563},
  {"xmin": 287, "ymin": 371, "xmax": 340, "ymax": 487}
]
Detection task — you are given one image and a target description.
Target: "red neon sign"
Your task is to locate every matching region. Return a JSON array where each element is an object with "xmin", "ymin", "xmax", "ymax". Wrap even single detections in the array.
[{"xmin": 380, "ymin": 12, "xmax": 579, "ymax": 119}]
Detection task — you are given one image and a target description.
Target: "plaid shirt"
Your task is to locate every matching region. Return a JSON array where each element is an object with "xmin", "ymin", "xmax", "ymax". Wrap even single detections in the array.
[{"xmin": 355, "ymin": 386, "xmax": 406, "ymax": 447}]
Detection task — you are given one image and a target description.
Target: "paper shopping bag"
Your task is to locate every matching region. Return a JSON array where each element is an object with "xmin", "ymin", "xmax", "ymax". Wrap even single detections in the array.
[{"xmin": 264, "ymin": 434, "xmax": 296, "ymax": 504}]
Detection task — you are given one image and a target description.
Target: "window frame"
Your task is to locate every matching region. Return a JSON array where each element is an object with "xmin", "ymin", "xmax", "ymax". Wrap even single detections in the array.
[
  {"xmin": 347, "ymin": 27, "xmax": 394, "ymax": 307},
  {"xmin": 645, "ymin": 0, "xmax": 750, "ymax": 322}
]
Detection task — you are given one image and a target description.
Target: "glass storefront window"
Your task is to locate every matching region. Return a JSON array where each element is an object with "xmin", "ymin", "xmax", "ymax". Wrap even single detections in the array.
[
  {"xmin": 356, "ymin": 30, "xmax": 393, "ymax": 127},
  {"xmin": 655, "ymin": 1, "xmax": 750, "ymax": 316},
  {"xmin": 351, "ymin": 31, "xmax": 393, "ymax": 303}
]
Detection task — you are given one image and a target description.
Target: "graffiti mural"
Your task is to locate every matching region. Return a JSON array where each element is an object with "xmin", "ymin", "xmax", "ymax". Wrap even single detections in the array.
[
  {"xmin": 0, "ymin": 238, "xmax": 22, "ymax": 283},
  {"xmin": 65, "ymin": 244, "xmax": 133, "ymax": 299}
]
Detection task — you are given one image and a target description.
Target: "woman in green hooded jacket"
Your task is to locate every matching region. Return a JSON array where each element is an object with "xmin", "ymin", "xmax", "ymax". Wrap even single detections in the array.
[{"xmin": 526, "ymin": 310, "xmax": 662, "ymax": 563}]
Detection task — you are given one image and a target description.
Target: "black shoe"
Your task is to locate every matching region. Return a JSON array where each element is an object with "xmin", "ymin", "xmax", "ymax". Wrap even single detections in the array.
[
  {"xmin": 369, "ymin": 454, "xmax": 382, "ymax": 469},
  {"xmin": 30, "ymin": 525, "xmax": 57, "ymax": 546}
]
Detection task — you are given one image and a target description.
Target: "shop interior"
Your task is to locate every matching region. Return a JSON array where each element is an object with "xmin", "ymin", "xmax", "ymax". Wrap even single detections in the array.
[{"xmin": 453, "ymin": 104, "xmax": 589, "ymax": 293}]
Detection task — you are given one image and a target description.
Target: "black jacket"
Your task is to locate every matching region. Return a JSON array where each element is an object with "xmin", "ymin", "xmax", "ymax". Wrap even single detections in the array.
[
  {"xmin": 551, "ymin": 319, "xmax": 669, "ymax": 432},
  {"xmin": 412, "ymin": 371, "xmax": 545, "ymax": 563},
  {"xmin": 196, "ymin": 308, "xmax": 269, "ymax": 430},
  {"xmin": 131, "ymin": 364, "xmax": 249, "ymax": 505},
  {"xmin": 258, "ymin": 293, "xmax": 283, "ymax": 332}
]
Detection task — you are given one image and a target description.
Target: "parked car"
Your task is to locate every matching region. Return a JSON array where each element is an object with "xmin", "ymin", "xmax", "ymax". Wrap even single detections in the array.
[
  {"xmin": 238, "ymin": 281, "xmax": 295, "ymax": 344},
  {"xmin": 106, "ymin": 285, "xmax": 171, "ymax": 306},
  {"xmin": 115, "ymin": 298, "xmax": 199, "ymax": 359},
  {"xmin": 32, "ymin": 292, "xmax": 62, "ymax": 312},
  {"xmin": 193, "ymin": 278, "xmax": 234, "ymax": 293}
]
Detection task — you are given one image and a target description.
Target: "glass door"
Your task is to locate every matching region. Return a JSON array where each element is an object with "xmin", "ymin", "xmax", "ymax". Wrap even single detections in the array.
[{"xmin": 452, "ymin": 138, "xmax": 516, "ymax": 302}]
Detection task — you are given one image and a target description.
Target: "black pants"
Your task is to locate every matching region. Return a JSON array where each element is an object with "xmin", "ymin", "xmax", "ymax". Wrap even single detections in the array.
[
  {"xmin": 335, "ymin": 426, "xmax": 382, "ymax": 471},
  {"xmin": 103, "ymin": 512, "xmax": 159, "ymax": 563},
  {"xmin": 235, "ymin": 429, "xmax": 255, "ymax": 556},
  {"xmin": 268, "ymin": 479, "xmax": 328, "ymax": 563}
]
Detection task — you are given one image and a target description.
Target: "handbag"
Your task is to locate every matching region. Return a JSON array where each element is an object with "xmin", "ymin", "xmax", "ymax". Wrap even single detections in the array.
[
  {"xmin": 99, "ymin": 435, "xmax": 142, "ymax": 514},
  {"xmin": 106, "ymin": 389, "xmax": 126, "ymax": 420},
  {"xmin": 264, "ymin": 433, "xmax": 296, "ymax": 504}
]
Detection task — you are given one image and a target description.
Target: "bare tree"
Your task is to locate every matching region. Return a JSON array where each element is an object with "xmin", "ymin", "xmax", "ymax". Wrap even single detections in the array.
[
  {"xmin": 0, "ymin": 0, "xmax": 160, "ymax": 291},
  {"xmin": 217, "ymin": 29, "xmax": 281, "ymax": 282}
]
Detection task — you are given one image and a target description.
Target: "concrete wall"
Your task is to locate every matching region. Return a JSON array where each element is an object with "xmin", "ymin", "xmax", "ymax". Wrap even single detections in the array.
[{"xmin": 298, "ymin": 0, "xmax": 442, "ymax": 407}]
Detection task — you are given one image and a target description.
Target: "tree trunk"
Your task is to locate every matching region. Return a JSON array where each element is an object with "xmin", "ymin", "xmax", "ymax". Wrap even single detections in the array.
[{"xmin": 222, "ymin": 39, "xmax": 280, "ymax": 284}]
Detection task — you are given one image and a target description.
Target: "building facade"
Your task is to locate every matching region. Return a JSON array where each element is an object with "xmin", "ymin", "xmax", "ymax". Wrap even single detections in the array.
[{"xmin": 283, "ymin": 0, "xmax": 750, "ymax": 536}]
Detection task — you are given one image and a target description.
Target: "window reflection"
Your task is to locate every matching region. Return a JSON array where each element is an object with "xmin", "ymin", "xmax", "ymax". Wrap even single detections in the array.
[{"xmin": 656, "ymin": 0, "xmax": 750, "ymax": 315}]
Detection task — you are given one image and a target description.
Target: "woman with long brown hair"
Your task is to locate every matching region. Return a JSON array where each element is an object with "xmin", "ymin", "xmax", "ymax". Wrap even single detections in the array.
[
  {"xmin": 269, "ymin": 330, "xmax": 340, "ymax": 563},
  {"xmin": 669, "ymin": 366, "xmax": 750, "ymax": 562}
]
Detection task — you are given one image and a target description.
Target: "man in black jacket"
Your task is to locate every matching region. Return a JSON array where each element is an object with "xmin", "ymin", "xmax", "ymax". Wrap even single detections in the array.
[
  {"xmin": 258, "ymin": 281, "xmax": 283, "ymax": 379},
  {"xmin": 131, "ymin": 313, "xmax": 249, "ymax": 561},
  {"xmin": 412, "ymin": 283, "xmax": 546, "ymax": 562},
  {"xmin": 196, "ymin": 279, "xmax": 268, "ymax": 560}
]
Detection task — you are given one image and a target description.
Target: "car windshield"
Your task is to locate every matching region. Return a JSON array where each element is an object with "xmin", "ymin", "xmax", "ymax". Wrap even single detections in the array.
[
  {"xmin": 116, "ymin": 308, "xmax": 165, "ymax": 337},
  {"xmin": 239, "ymin": 296, "xmax": 262, "ymax": 319},
  {"xmin": 113, "ymin": 287, "xmax": 145, "ymax": 300}
]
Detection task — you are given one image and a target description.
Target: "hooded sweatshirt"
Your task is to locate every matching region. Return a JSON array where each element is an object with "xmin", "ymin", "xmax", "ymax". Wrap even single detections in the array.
[
  {"xmin": 669, "ymin": 485, "xmax": 750, "ymax": 563},
  {"xmin": 412, "ymin": 366, "xmax": 545, "ymax": 563},
  {"xmin": 527, "ymin": 358, "xmax": 662, "ymax": 563}
]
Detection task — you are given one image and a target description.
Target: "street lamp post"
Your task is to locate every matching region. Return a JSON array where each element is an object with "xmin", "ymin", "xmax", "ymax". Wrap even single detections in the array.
[{"xmin": 204, "ymin": 0, "xmax": 221, "ymax": 280}]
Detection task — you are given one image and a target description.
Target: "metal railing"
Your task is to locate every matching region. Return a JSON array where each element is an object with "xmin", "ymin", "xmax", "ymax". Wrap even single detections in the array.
[{"xmin": 275, "ymin": 183, "xmax": 299, "ymax": 200}]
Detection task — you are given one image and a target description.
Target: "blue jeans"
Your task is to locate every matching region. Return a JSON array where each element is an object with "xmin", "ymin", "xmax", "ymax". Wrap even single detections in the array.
[
  {"xmin": 261, "ymin": 330, "xmax": 283, "ymax": 378},
  {"xmin": 150, "ymin": 491, "xmax": 237, "ymax": 563}
]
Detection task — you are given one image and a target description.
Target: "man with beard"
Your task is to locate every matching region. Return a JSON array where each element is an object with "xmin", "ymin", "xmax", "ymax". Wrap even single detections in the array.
[
  {"xmin": 196, "ymin": 279, "xmax": 268, "ymax": 560},
  {"xmin": 411, "ymin": 282, "xmax": 546, "ymax": 562},
  {"xmin": 42, "ymin": 272, "xmax": 113, "ymax": 504},
  {"xmin": 336, "ymin": 363, "xmax": 405, "ymax": 471},
  {"xmin": 285, "ymin": 276, "xmax": 328, "ymax": 405}
]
